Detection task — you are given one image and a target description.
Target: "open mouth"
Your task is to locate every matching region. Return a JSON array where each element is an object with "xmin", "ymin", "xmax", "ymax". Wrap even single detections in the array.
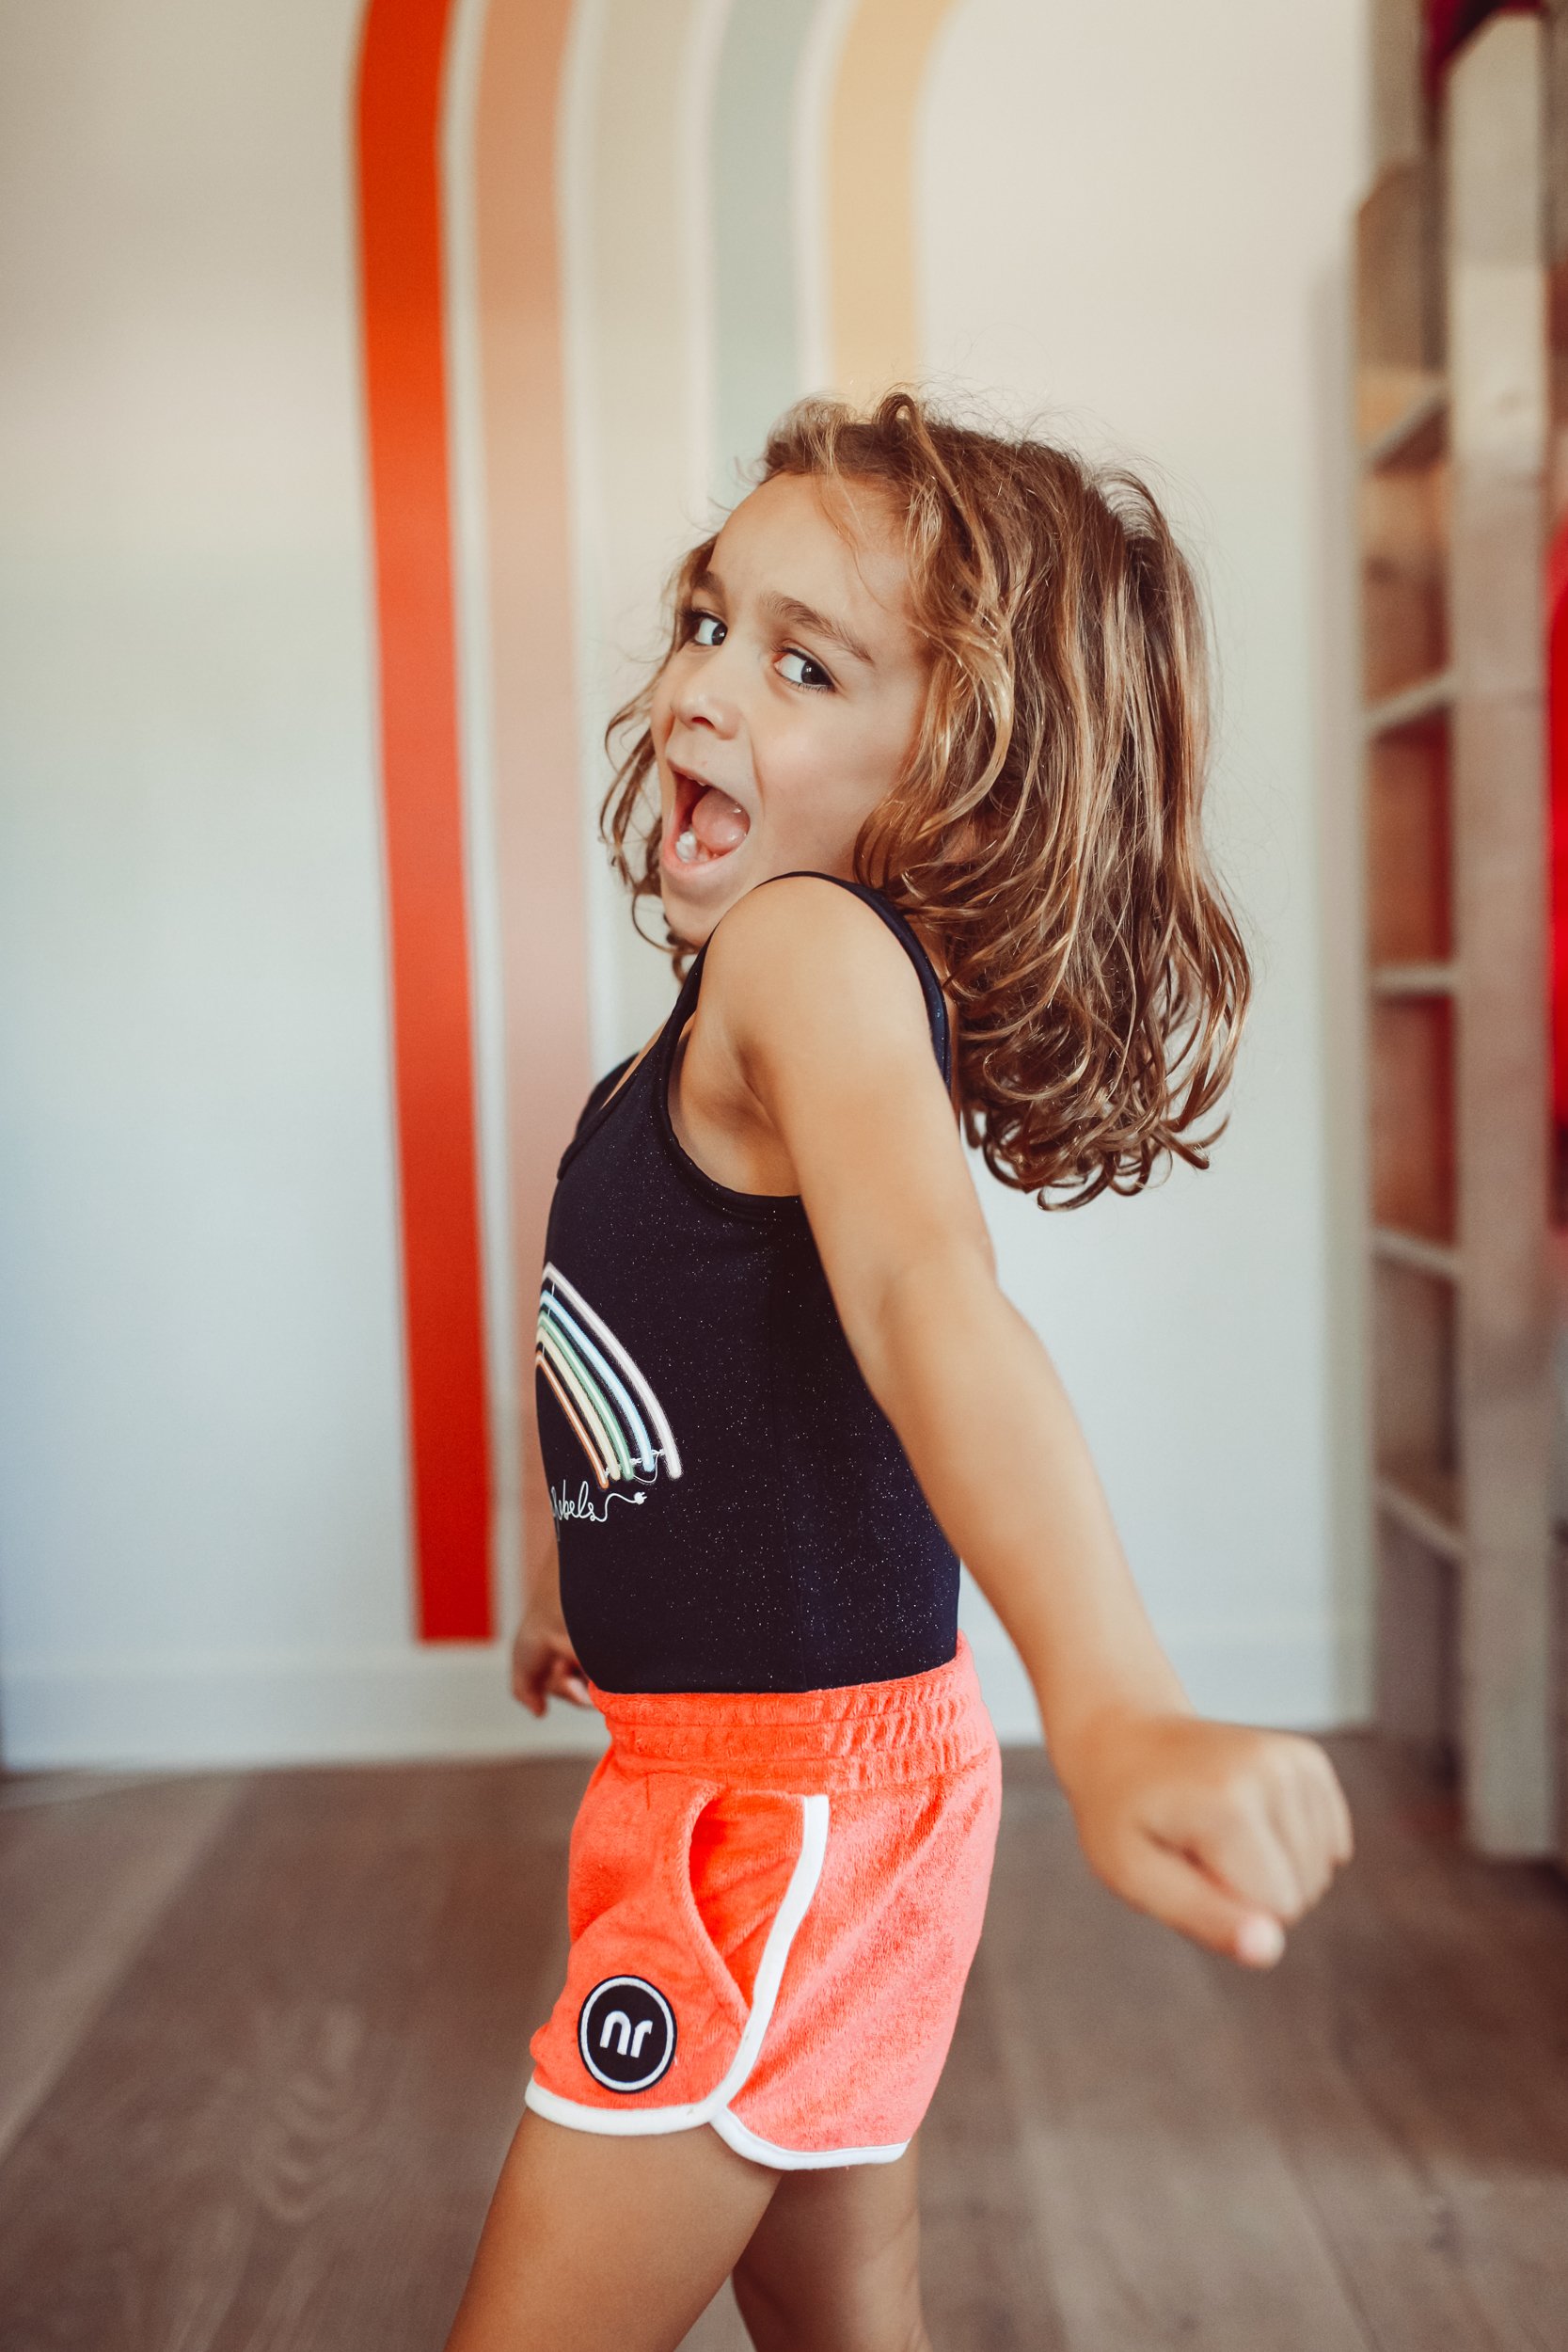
[{"xmin": 663, "ymin": 763, "xmax": 752, "ymax": 873}]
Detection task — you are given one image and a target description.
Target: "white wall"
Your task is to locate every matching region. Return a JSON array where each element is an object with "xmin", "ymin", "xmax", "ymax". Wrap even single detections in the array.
[
  {"xmin": 0, "ymin": 0, "xmax": 1370, "ymax": 1767},
  {"xmin": 922, "ymin": 0, "xmax": 1372, "ymax": 1732},
  {"xmin": 0, "ymin": 0, "xmax": 595, "ymax": 1767}
]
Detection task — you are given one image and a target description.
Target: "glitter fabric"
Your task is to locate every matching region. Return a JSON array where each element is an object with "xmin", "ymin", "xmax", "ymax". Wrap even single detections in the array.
[{"xmin": 535, "ymin": 872, "xmax": 960, "ymax": 1694}]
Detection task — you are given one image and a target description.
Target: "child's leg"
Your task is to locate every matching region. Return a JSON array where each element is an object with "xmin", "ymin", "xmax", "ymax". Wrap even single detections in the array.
[
  {"xmin": 442, "ymin": 2110, "xmax": 778, "ymax": 2352},
  {"xmin": 730, "ymin": 2138, "xmax": 927, "ymax": 2352}
]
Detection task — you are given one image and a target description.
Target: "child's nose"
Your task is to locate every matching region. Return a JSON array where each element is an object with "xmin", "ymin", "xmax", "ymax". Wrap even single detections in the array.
[{"xmin": 673, "ymin": 655, "xmax": 742, "ymax": 737}]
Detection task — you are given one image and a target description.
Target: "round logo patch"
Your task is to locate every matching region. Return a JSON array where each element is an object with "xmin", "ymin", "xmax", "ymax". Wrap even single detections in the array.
[{"xmin": 577, "ymin": 1975, "xmax": 677, "ymax": 2093}]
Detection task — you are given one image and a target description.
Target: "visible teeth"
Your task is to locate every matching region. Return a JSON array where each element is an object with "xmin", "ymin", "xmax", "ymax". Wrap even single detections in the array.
[{"xmin": 675, "ymin": 829, "xmax": 698, "ymax": 864}]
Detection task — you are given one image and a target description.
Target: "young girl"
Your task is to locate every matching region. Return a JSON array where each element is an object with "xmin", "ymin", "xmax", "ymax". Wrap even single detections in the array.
[{"xmin": 445, "ymin": 391, "xmax": 1354, "ymax": 2352}]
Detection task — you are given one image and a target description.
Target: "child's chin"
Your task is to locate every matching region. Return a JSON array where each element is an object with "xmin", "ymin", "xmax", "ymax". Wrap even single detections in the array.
[
  {"xmin": 657, "ymin": 879, "xmax": 716, "ymax": 951},
  {"xmin": 659, "ymin": 866, "xmax": 745, "ymax": 947}
]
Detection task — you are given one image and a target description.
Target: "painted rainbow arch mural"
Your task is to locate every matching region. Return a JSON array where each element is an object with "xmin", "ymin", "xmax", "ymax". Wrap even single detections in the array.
[{"xmin": 354, "ymin": 0, "xmax": 958, "ymax": 1640}]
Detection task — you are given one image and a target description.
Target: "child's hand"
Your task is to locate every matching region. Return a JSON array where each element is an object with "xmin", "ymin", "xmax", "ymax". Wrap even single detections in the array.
[
  {"xmin": 1059, "ymin": 1708, "xmax": 1354, "ymax": 1967},
  {"xmin": 511, "ymin": 1607, "xmax": 593, "ymax": 1716}
]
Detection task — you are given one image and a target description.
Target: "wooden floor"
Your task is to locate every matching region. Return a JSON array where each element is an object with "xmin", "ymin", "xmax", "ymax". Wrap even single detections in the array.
[{"xmin": 1, "ymin": 1736, "xmax": 1566, "ymax": 2351}]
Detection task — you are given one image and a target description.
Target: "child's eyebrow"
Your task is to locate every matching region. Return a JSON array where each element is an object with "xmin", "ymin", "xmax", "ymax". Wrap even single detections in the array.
[{"xmin": 761, "ymin": 591, "xmax": 875, "ymax": 670}]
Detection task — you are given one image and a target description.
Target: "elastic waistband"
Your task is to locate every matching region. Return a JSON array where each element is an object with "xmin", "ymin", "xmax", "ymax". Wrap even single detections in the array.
[{"xmin": 588, "ymin": 1634, "xmax": 994, "ymax": 1789}]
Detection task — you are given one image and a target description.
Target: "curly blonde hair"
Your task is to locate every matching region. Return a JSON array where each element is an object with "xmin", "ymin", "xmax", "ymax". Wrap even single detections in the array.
[{"xmin": 601, "ymin": 389, "xmax": 1252, "ymax": 1208}]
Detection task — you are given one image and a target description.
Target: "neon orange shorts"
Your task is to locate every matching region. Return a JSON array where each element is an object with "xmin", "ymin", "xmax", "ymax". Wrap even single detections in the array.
[{"xmin": 524, "ymin": 1634, "xmax": 1002, "ymax": 2169}]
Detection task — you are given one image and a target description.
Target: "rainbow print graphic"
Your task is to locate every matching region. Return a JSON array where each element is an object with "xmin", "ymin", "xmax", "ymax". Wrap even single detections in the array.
[{"xmin": 535, "ymin": 1263, "xmax": 683, "ymax": 1493}]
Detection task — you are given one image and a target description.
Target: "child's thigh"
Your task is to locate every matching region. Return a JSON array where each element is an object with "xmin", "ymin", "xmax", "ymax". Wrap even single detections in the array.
[
  {"xmin": 731, "ymin": 2139, "xmax": 926, "ymax": 2352},
  {"xmin": 443, "ymin": 2111, "xmax": 778, "ymax": 2352}
]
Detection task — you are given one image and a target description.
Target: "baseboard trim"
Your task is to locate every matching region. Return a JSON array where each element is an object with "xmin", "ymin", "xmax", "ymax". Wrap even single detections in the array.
[
  {"xmin": 0, "ymin": 1644, "xmax": 609, "ymax": 1771},
  {"xmin": 959, "ymin": 1604, "xmax": 1368, "ymax": 1744},
  {"xmin": 1, "ymin": 1613, "xmax": 1369, "ymax": 1772}
]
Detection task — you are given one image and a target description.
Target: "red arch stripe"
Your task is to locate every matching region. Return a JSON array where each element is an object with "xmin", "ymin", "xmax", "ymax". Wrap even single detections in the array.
[{"xmin": 356, "ymin": 0, "xmax": 492, "ymax": 1641}]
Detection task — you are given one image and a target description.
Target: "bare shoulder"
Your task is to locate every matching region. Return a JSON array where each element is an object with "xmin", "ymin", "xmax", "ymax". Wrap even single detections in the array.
[
  {"xmin": 691, "ymin": 876, "xmax": 985, "ymax": 1279},
  {"xmin": 702, "ymin": 875, "xmax": 935, "ymax": 1073}
]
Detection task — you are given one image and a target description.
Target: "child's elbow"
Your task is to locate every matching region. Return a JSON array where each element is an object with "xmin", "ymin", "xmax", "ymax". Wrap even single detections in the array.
[{"xmin": 858, "ymin": 1232, "xmax": 1002, "ymax": 1377}]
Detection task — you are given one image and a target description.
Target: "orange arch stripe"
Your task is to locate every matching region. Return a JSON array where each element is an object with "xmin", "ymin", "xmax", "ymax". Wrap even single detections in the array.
[{"xmin": 356, "ymin": 0, "xmax": 493, "ymax": 1641}]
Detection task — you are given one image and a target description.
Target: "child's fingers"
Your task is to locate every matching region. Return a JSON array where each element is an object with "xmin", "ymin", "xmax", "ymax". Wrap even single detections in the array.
[
  {"xmin": 512, "ymin": 1663, "xmax": 546, "ymax": 1717},
  {"xmin": 1265, "ymin": 1746, "xmax": 1354, "ymax": 1906},
  {"xmin": 1125, "ymin": 1836, "xmax": 1286, "ymax": 1967},
  {"xmin": 1282, "ymin": 1752, "xmax": 1355, "ymax": 1905},
  {"xmin": 1146, "ymin": 1790, "xmax": 1306, "ymax": 1925},
  {"xmin": 546, "ymin": 1655, "xmax": 594, "ymax": 1708},
  {"xmin": 1272, "ymin": 1772, "xmax": 1335, "ymax": 1909},
  {"xmin": 1320, "ymin": 1753, "xmax": 1355, "ymax": 1864},
  {"xmin": 1285, "ymin": 1739, "xmax": 1354, "ymax": 1868},
  {"xmin": 510, "ymin": 1632, "xmax": 592, "ymax": 1716},
  {"xmin": 510, "ymin": 1641, "xmax": 553, "ymax": 1716},
  {"xmin": 1259, "ymin": 1750, "xmax": 1344, "ymax": 1910}
]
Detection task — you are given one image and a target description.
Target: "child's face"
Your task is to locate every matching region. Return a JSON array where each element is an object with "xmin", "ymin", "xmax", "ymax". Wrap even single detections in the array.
[{"xmin": 649, "ymin": 471, "xmax": 928, "ymax": 946}]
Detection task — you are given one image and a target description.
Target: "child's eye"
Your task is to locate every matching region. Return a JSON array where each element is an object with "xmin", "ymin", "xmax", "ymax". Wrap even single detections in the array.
[
  {"xmin": 778, "ymin": 647, "xmax": 834, "ymax": 691},
  {"xmin": 688, "ymin": 610, "xmax": 725, "ymax": 648}
]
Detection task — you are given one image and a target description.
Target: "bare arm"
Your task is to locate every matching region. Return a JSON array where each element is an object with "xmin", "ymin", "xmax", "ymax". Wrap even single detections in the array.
[{"xmin": 703, "ymin": 878, "xmax": 1353, "ymax": 1966}]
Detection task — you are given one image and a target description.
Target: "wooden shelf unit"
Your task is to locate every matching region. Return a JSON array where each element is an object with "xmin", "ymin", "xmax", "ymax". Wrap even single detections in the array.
[
  {"xmin": 1362, "ymin": 381, "xmax": 1448, "ymax": 473},
  {"xmin": 1370, "ymin": 962, "xmax": 1457, "ymax": 998},
  {"xmin": 1370, "ymin": 1226, "xmax": 1462, "ymax": 1283},
  {"xmin": 1374, "ymin": 1465, "xmax": 1465, "ymax": 1561},
  {"xmin": 1362, "ymin": 670, "xmax": 1456, "ymax": 738},
  {"xmin": 1357, "ymin": 6, "xmax": 1557, "ymax": 1857}
]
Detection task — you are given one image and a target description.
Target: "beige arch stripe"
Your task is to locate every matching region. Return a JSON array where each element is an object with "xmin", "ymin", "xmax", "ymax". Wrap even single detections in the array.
[{"xmin": 826, "ymin": 0, "xmax": 956, "ymax": 401}]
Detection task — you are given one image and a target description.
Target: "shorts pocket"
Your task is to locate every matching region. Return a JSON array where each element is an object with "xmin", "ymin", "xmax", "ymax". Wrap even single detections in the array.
[
  {"xmin": 687, "ymin": 1791, "xmax": 805, "ymax": 2010},
  {"xmin": 532, "ymin": 1762, "xmax": 745, "ymax": 2109}
]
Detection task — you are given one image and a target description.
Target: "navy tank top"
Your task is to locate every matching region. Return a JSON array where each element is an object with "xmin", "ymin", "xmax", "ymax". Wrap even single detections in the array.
[{"xmin": 534, "ymin": 871, "xmax": 961, "ymax": 1693}]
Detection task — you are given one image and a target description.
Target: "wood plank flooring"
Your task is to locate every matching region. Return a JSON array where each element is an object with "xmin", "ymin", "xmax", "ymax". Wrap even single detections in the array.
[{"xmin": 0, "ymin": 1736, "xmax": 1564, "ymax": 2352}]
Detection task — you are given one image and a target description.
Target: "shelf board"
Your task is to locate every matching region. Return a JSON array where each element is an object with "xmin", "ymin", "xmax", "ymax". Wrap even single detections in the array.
[
  {"xmin": 1370, "ymin": 961, "xmax": 1458, "ymax": 997},
  {"xmin": 1371, "ymin": 1225, "xmax": 1461, "ymax": 1280},
  {"xmin": 1361, "ymin": 383, "xmax": 1448, "ymax": 473},
  {"xmin": 1374, "ymin": 1462, "xmax": 1464, "ymax": 1561},
  {"xmin": 1363, "ymin": 670, "xmax": 1457, "ymax": 739}
]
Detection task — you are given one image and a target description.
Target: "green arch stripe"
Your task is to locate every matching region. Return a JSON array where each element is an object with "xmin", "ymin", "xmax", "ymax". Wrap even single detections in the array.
[
  {"xmin": 540, "ymin": 1291, "xmax": 657, "ymax": 1471},
  {"xmin": 709, "ymin": 0, "xmax": 818, "ymax": 503},
  {"xmin": 536, "ymin": 1331, "xmax": 615, "ymax": 1481},
  {"xmin": 538, "ymin": 1322, "xmax": 634, "ymax": 1481},
  {"xmin": 538, "ymin": 1321, "xmax": 631, "ymax": 1480},
  {"xmin": 536, "ymin": 1355, "xmax": 612, "ymax": 1486}
]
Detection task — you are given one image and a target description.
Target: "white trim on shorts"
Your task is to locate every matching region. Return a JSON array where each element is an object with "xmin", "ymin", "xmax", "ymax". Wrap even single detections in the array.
[{"xmin": 522, "ymin": 1793, "xmax": 911, "ymax": 2170}]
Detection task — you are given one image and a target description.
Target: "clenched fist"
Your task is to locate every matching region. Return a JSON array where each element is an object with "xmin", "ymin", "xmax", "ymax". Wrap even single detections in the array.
[{"xmin": 1059, "ymin": 1708, "xmax": 1354, "ymax": 1967}]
